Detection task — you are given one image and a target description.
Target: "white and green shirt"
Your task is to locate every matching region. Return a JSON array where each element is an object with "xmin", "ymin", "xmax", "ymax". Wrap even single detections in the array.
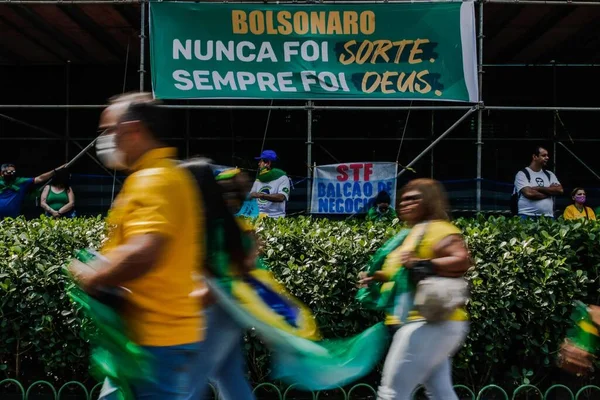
[{"xmin": 251, "ymin": 175, "xmax": 290, "ymax": 218}]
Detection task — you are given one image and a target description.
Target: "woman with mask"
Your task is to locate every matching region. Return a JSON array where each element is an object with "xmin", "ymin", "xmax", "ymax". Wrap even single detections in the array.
[
  {"xmin": 359, "ymin": 178, "xmax": 471, "ymax": 400},
  {"xmin": 563, "ymin": 187, "xmax": 596, "ymax": 220}
]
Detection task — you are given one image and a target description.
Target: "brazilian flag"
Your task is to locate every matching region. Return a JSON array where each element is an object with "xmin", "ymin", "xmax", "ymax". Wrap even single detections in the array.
[
  {"xmin": 566, "ymin": 301, "xmax": 600, "ymax": 354},
  {"xmin": 206, "ymin": 218, "xmax": 389, "ymax": 390}
]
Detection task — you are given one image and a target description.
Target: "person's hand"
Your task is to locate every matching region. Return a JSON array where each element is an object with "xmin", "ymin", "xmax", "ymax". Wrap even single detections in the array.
[
  {"xmin": 557, "ymin": 339, "xmax": 595, "ymax": 377},
  {"xmin": 52, "ymin": 211, "xmax": 61, "ymax": 218},
  {"xmin": 358, "ymin": 271, "xmax": 373, "ymax": 287},
  {"xmin": 358, "ymin": 271, "xmax": 388, "ymax": 287},
  {"xmin": 190, "ymin": 273, "xmax": 216, "ymax": 305},
  {"xmin": 551, "ymin": 182, "xmax": 560, "ymax": 187},
  {"xmin": 399, "ymin": 251, "xmax": 420, "ymax": 268},
  {"xmin": 68, "ymin": 260, "xmax": 99, "ymax": 295},
  {"xmin": 249, "ymin": 192, "xmax": 261, "ymax": 199}
]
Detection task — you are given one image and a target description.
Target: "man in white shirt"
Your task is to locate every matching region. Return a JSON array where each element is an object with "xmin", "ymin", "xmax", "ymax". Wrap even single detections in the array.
[
  {"xmin": 513, "ymin": 146, "xmax": 563, "ymax": 219},
  {"xmin": 249, "ymin": 150, "xmax": 290, "ymax": 218}
]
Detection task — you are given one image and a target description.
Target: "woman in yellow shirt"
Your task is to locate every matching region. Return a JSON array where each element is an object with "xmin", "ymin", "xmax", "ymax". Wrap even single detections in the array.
[
  {"xmin": 563, "ymin": 188, "xmax": 596, "ymax": 221},
  {"xmin": 360, "ymin": 178, "xmax": 470, "ymax": 400}
]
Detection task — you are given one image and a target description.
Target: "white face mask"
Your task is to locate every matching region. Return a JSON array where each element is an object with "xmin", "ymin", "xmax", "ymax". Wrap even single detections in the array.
[{"xmin": 95, "ymin": 133, "xmax": 128, "ymax": 170}]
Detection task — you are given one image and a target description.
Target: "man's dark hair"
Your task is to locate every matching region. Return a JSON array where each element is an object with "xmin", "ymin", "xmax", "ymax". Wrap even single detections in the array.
[
  {"xmin": 1, "ymin": 163, "xmax": 15, "ymax": 172},
  {"xmin": 532, "ymin": 146, "xmax": 547, "ymax": 157},
  {"xmin": 110, "ymin": 92, "xmax": 170, "ymax": 139}
]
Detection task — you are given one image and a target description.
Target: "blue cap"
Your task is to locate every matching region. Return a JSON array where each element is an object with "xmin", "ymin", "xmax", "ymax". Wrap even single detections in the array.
[{"xmin": 255, "ymin": 150, "xmax": 278, "ymax": 161}]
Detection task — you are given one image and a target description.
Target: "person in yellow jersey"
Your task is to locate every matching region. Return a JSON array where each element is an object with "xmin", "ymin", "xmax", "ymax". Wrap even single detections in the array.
[
  {"xmin": 359, "ymin": 179, "xmax": 470, "ymax": 400},
  {"xmin": 69, "ymin": 92, "xmax": 203, "ymax": 399},
  {"xmin": 563, "ymin": 187, "xmax": 596, "ymax": 221}
]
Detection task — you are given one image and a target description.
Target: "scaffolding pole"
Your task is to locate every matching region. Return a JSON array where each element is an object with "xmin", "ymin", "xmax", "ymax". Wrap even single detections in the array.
[
  {"xmin": 0, "ymin": 0, "xmax": 142, "ymax": 3},
  {"xmin": 484, "ymin": 0, "xmax": 600, "ymax": 4},
  {"xmin": 485, "ymin": 106, "xmax": 600, "ymax": 111},
  {"xmin": 483, "ymin": 63, "xmax": 600, "ymax": 67},
  {"xmin": 397, "ymin": 108, "xmax": 477, "ymax": 178},
  {"xmin": 2, "ymin": 104, "xmax": 600, "ymax": 111},
  {"xmin": 0, "ymin": 104, "xmax": 477, "ymax": 110},
  {"xmin": 306, "ymin": 100, "xmax": 313, "ymax": 213},
  {"xmin": 139, "ymin": 0, "xmax": 145, "ymax": 92},
  {"xmin": 8, "ymin": 136, "xmax": 600, "ymax": 142},
  {"xmin": 5, "ymin": 0, "xmax": 600, "ymax": 3},
  {"xmin": 476, "ymin": 0, "xmax": 484, "ymax": 213}
]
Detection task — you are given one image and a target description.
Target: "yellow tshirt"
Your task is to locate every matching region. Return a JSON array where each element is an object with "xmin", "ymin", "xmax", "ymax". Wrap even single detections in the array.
[
  {"xmin": 381, "ymin": 220, "xmax": 468, "ymax": 324},
  {"xmin": 101, "ymin": 147, "xmax": 204, "ymax": 347},
  {"xmin": 563, "ymin": 204, "xmax": 596, "ymax": 221}
]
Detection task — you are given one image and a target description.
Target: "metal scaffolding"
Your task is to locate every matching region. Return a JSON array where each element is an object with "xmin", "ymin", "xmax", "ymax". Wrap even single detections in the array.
[{"xmin": 1, "ymin": 0, "xmax": 599, "ymax": 213}]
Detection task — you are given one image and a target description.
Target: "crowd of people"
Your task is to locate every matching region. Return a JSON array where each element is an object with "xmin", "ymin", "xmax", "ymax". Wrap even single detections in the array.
[
  {"xmin": 1, "ymin": 94, "xmax": 598, "ymax": 399},
  {"xmin": 0, "ymin": 149, "xmax": 293, "ymax": 221}
]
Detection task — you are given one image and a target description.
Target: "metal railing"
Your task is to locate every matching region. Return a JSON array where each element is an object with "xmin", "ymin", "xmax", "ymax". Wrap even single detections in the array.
[{"xmin": 1, "ymin": 379, "xmax": 599, "ymax": 399}]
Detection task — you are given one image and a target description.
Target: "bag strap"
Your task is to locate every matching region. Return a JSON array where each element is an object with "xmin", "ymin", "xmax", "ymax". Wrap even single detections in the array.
[
  {"xmin": 515, "ymin": 168, "xmax": 531, "ymax": 197},
  {"xmin": 411, "ymin": 222, "xmax": 430, "ymax": 257}
]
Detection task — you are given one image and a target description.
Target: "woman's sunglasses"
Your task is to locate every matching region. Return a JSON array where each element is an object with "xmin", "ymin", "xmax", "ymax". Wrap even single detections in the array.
[{"xmin": 400, "ymin": 194, "xmax": 422, "ymax": 202}]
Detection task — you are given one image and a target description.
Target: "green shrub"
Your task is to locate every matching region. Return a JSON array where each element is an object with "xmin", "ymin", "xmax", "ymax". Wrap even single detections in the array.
[
  {"xmin": 0, "ymin": 216, "xmax": 106, "ymax": 386},
  {"xmin": 0, "ymin": 215, "xmax": 598, "ymax": 391}
]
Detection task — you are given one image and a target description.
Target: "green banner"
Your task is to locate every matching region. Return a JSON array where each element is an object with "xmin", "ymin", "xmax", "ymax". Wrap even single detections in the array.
[{"xmin": 149, "ymin": 1, "xmax": 478, "ymax": 102}]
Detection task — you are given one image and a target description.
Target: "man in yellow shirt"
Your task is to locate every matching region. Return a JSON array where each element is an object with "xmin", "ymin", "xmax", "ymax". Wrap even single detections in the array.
[{"xmin": 70, "ymin": 93, "xmax": 203, "ymax": 399}]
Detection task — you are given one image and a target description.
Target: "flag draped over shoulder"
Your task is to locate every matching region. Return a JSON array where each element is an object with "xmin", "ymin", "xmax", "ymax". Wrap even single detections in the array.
[
  {"xmin": 206, "ymin": 218, "xmax": 389, "ymax": 390},
  {"xmin": 199, "ymin": 164, "xmax": 390, "ymax": 390}
]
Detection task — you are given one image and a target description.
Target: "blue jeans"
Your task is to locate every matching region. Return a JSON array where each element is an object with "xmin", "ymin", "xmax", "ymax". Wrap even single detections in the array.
[
  {"xmin": 377, "ymin": 320, "xmax": 469, "ymax": 400},
  {"xmin": 187, "ymin": 304, "xmax": 255, "ymax": 400},
  {"xmin": 130, "ymin": 341, "xmax": 202, "ymax": 399}
]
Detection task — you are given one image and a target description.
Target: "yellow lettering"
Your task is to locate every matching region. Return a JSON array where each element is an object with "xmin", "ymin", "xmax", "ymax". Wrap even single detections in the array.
[
  {"xmin": 360, "ymin": 11, "xmax": 376, "ymax": 35},
  {"xmin": 235, "ymin": 10, "xmax": 377, "ymax": 36},
  {"xmin": 409, "ymin": 39, "xmax": 430, "ymax": 64},
  {"xmin": 343, "ymin": 12, "xmax": 358, "ymax": 35},
  {"xmin": 310, "ymin": 11, "xmax": 326, "ymax": 34},
  {"xmin": 370, "ymin": 40, "xmax": 392, "ymax": 64},
  {"xmin": 339, "ymin": 40, "xmax": 357, "ymax": 65},
  {"xmin": 232, "ymin": 10, "xmax": 248, "ymax": 34},
  {"xmin": 327, "ymin": 11, "xmax": 343, "ymax": 35},
  {"xmin": 393, "ymin": 40, "xmax": 413, "ymax": 64},
  {"xmin": 249, "ymin": 11, "xmax": 264, "ymax": 35},
  {"xmin": 294, "ymin": 11, "xmax": 309, "ymax": 34},
  {"xmin": 362, "ymin": 72, "xmax": 381, "ymax": 94},
  {"xmin": 265, "ymin": 11, "xmax": 278, "ymax": 35},
  {"xmin": 397, "ymin": 71, "xmax": 417, "ymax": 93},
  {"xmin": 277, "ymin": 11, "xmax": 293, "ymax": 35},
  {"xmin": 356, "ymin": 41, "xmax": 374, "ymax": 65},
  {"xmin": 415, "ymin": 70, "xmax": 432, "ymax": 93},
  {"xmin": 380, "ymin": 71, "xmax": 398, "ymax": 94}
]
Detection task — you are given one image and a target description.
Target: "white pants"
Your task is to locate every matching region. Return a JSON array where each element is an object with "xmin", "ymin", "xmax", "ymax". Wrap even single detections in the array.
[{"xmin": 377, "ymin": 320, "xmax": 469, "ymax": 400}]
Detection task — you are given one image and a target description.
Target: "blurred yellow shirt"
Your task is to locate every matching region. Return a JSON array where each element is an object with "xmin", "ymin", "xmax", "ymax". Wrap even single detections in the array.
[
  {"xmin": 101, "ymin": 147, "xmax": 204, "ymax": 347},
  {"xmin": 381, "ymin": 220, "xmax": 467, "ymax": 325}
]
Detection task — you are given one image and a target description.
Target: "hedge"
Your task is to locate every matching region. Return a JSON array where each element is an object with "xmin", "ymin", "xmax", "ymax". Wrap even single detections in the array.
[{"xmin": 0, "ymin": 215, "xmax": 599, "ymax": 393}]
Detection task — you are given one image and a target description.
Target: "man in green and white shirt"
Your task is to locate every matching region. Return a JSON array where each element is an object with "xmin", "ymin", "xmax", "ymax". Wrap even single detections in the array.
[{"xmin": 249, "ymin": 150, "xmax": 290, "ymax": 218}]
